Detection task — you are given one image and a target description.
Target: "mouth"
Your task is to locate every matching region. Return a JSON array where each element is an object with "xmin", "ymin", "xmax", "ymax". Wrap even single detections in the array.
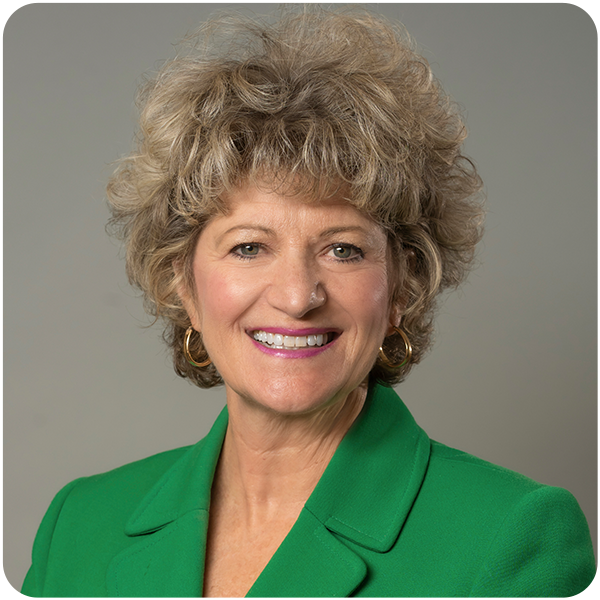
[{"xmin": 250, "ymin": 330, "xmax": 337, "ymax": 350}]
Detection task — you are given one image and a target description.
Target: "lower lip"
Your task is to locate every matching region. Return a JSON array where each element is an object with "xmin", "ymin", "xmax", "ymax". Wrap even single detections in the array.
[{"xmin": 250, "ymin": 337, "xmax": 336, "ymax": 358}]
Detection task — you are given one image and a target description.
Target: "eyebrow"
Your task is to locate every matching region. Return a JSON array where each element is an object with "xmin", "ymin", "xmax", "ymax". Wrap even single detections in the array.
[
  {"xmin": 217, "ymin": 225, "xmax": 276, "ymax": 243},
  {"xmin": 217, "ymin": 224, "xmax": 368, "ymax": 244},
  {"xmin": 318, "ymin": 226, "xmax": 368, "ymax": 238}
]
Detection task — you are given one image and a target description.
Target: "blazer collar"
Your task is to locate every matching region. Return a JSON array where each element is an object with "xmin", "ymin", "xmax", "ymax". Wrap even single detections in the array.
[
  {"xmin": 107, "ymin": 408, "xmax": 228, "ymax": 597},
  {"xmin": 248, "ymin": 383, "xmax": 431, "ymax": 597},
  {"xmin": 305, "ymin": 382, "xmax": 431, "ymax": 552},
  {"xmin": 107, "ymin": 383, "xmax": 430, "ymax": 597},
  {"xmin": 123, "ymin": 407, "xmax": 228, "ymax": 537}
]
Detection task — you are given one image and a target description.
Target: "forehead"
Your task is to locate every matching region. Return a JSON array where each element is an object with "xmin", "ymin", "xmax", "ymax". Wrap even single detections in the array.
[{"xmin": 215, "ymin": 183, "xmax": 380, "ymax": 230}]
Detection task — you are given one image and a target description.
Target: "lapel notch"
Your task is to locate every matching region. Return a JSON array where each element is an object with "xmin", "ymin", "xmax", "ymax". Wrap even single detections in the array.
[
  {"xmin": 105, "ymin": 385, "xmax": 429, "ymax": 597},
  {"xmin": 306, "ymin": 383, "xmax": 431, "ymax": 553},
  {"xmin": 107, "ymin": 406, "xmax": 229, "ymax": 597},
  {"xmin": 248, "ymin": 508, "xmax": 367, "ymax": 597},
  {"xmin": 249, "ymin": 384, "xmax": 429, "ymax": 597},
  {"xmin": 107, "ymin": 510, "xmax": 209, "ymax": 597}
]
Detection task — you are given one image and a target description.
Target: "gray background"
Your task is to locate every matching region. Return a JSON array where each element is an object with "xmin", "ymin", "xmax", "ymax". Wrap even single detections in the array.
[{"xmin": 4, "ymin": 3, "xmax": 597, "ymax": 591}]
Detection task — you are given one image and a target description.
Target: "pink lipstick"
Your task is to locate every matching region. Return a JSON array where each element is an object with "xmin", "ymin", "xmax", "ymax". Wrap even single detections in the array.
[{"xmin": 248, "ymin": 328, "xmax": 338, "ymax": 358}]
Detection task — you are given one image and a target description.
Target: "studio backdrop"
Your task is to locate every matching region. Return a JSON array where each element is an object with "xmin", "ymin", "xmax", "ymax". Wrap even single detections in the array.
[{"xmin": 4, "ymin": 3, "xmax": 597, "ymax": 590}]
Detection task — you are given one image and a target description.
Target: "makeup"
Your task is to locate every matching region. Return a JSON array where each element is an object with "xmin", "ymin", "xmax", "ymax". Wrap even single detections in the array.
[{"xmin": 248, "ymin": 328, "xmax": 338, "ymax": 358}]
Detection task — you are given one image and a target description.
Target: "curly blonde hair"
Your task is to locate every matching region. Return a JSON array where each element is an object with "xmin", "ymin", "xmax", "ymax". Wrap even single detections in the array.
[{"xmin": 106, "ymin": 6, "xmax": 484, "ymax": 388}]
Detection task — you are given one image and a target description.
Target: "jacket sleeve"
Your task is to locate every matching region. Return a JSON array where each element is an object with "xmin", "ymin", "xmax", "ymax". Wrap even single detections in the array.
[
  {"xmin": 21, "ymin": 478, "xmax": 84, "ymax": 597},
  {"xmin": 469, "ymin": 485, "xmax": 596, "ymax": 597}
]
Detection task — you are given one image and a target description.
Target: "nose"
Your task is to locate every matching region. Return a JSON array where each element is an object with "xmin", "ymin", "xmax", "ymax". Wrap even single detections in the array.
[{"xmin": 266, "ymin": 256, "xmax": 327, "ymax": 318}]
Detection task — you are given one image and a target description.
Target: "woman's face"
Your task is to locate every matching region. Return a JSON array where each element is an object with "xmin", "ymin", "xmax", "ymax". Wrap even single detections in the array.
[{"xmin": 183, "ymin": 183, "xmax": 397, "ymax": 415}]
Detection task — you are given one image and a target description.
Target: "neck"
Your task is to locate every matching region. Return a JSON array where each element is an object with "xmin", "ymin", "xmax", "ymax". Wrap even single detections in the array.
[{"xmin": 213, "ymin": 384, "xmax": 368, "ymax": 527}]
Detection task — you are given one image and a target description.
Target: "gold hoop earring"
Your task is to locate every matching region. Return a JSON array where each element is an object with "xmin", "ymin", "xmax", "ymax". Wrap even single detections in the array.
[
  {"xmin": 378, "ymin": 326, "xmax": 412, "ymax": 369},
  {"xmin": 183, "ymin": 326, "xmax": 212, "ymax": 367}
]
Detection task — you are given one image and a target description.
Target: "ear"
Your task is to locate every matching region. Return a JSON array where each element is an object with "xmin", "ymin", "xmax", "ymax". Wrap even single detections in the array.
[
  {"xmin": 178, "ymin": 286, "xmax": 202, "ymax": 332},
  {"xmin": 173, "ymin": 259, "xmax": 202, "ymax": 331},
  {"xmin": 386, "ymin": 246, "xmax": 414, "ymax": 334},
  {"xmin": 386, "ymin": 302, "xmax": 404, "ymax": 335}
]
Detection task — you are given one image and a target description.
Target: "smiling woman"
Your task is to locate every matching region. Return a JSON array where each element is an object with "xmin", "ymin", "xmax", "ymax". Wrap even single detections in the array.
[
  {"xmin": 179, "ymin": 186, "xmax": 393, "ymax": 420},
  {"xmin": 103, "ymin": 5, "xmax": 482, "ymax": 393},
  {"xmin": 20, "ymin": 5, "xmax": 595, "ymax": 598}
]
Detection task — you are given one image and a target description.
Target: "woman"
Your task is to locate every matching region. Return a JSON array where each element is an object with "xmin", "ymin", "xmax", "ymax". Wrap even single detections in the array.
[{"xmin": 21, "ymin": 7, "xmax": 594, "ymax": 597}]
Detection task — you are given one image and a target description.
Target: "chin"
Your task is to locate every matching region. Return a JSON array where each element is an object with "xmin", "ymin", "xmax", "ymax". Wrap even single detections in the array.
[{"xmin": 238, "ymin": 375, "xmax": 362, "ymax": 417}]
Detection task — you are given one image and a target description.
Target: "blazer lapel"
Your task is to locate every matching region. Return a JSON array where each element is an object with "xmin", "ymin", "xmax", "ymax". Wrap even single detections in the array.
[
  {"xmin": 106, "ymin": 406, "xmax": 228, "ymax": 597},
  {"xmin": 106, "ymin": 510, "xmax": 209, "ymax": 597},
  {"xmin": 105, "ymin": 383, "xmax": 429, "ymax": 598},
  {"xmin": 306, "ymin": 383, "xmax": 431, "ymax": 554},
  {"xmin": 251, "ymin": 383, "xmax": 431, "ymax": 597},
  {"xmin": 247, "ymin": 508, "xmax": 366, "ymax": 597}
]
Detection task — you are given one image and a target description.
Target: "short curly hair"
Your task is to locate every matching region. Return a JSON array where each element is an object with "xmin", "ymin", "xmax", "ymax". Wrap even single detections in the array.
[{"xmin": 106, "ymin": 6, "xmax": 483, "ymax": 388}]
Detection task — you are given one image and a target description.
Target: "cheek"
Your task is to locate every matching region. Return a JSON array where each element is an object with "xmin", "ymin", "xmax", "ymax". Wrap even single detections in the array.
[
  {"xmin": 195, "ymin": 267, "xmax": 259, "ymax": 331},
  {"xmin": 347, "ymin": 269, "xmax": 391, "ymax": 327}
]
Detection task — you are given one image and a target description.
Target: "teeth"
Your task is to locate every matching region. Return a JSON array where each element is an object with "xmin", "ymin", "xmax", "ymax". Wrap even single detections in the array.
[{"xmin": 252, "ymin": 331, "xmax": 332, "ymax": 349}]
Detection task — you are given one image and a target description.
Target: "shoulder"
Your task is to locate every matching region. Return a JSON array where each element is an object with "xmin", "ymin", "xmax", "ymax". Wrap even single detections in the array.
[
  {"xmin": 416, "ymin": 441, "xmax": 596, "ymax": 596},
  {"xmin": 21, "ymin": 443, "xmax": 197, "ymax": 596},
  {"xmin": 29, "ymin": 442, "xmax": 202, "ymax": 549},
  {"xmin": 67, "ymin": 444, "xmax": 194, "ymax": 499},
  {"xmin": 421, "ymin": 439, "xmax": 588, "ymax": 539},
  {"xmin": 427, "ymin": 439, "xmax": 546, "ymax": 496},
  {"xmin": 49, "ymin": 444, "xmax": 194, "ymax": 517},
  {"xmin": 33, "ymin": 442, "xmax": 198, "ymax": 535}
]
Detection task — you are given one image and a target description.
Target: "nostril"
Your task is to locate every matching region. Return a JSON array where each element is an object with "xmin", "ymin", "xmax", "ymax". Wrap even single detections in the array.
[{"xmin": 267, "ymin": 275, "xmax": 326, "ymax": 318}]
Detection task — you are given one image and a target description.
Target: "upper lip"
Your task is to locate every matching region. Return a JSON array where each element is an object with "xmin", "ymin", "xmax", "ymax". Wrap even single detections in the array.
[{"xmin": 248, "ymin": 327, "xmax": 340, "ymax": 336}]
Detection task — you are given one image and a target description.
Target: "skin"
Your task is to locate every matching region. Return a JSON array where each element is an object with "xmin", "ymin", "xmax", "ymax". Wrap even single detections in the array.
[{"xmin": 179, "ymin": 182, "xmax": 402, "ymax": 597}]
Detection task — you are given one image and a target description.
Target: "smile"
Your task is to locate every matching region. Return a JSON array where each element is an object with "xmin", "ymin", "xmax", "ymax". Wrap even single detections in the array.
[{"xmin": 251, "ymin": 330, "xmax": 336, "ymax": 350}]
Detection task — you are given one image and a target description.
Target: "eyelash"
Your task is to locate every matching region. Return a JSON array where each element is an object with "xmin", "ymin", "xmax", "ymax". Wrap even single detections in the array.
[
  {"xmin": 231, "ymin": 243, "xmax": 263, "ymax": 261},
  {"xmin": 230, "ymin": 242, "xmax": 365, "ymax": 263},
  {"xmin": 328, "ymin": 243, "xmax": 364, "ymax": 263}
]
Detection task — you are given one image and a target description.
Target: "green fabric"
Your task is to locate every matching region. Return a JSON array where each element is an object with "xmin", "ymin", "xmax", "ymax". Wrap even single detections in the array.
[{"xmin": 21, "ymin": 383, "xmax": 595, "ymax": 597}]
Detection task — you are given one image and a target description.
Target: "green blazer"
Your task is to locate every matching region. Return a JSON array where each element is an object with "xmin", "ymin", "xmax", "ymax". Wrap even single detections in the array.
[{"xmin": 22, "ymin": 383, "xmax": 595, "ymax": 597}]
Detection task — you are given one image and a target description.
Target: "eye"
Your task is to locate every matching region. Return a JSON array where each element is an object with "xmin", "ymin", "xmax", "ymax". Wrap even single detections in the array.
[
  {"xmin": 328, "ymin": 244, "xmax": 364, "ymax": 262},
  {"xmin": 232, "ymin": 243, "xmax": 261, "ymax": 259}
]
